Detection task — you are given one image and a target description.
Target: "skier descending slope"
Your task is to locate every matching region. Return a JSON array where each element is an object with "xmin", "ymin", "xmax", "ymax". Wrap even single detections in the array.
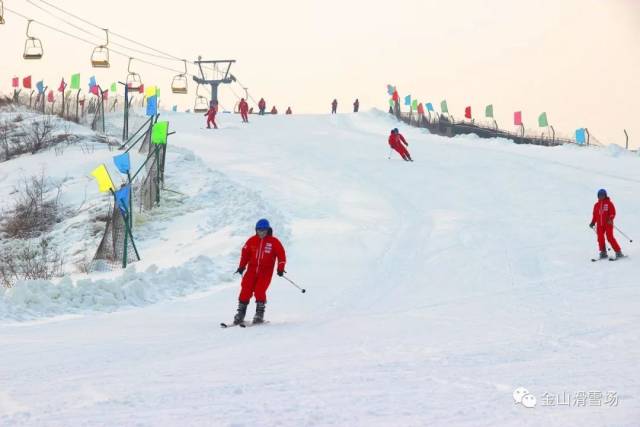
[
  {"xmin": 239, "ymin": 98, "xmax": 249, "ymax": 123},
  {"xmin": 590, "ymin": 189, "xmax": 624, "ymax": 260},
  {"xmin": 229, "ymin": 219, "xmax": 287, "ymax": 326},
  {"xmin": 388, "ymin": 128, "xmax": 413, "ymax": 161},
  {"xmin": 204, "ymin": 102, "xmax": 218, "ymax": 129}
]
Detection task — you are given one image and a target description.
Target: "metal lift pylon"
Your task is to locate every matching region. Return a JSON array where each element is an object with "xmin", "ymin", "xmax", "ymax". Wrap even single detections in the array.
[{"xmin": 192, "ymin": 56, "xmax": 236, "ymax": 107}]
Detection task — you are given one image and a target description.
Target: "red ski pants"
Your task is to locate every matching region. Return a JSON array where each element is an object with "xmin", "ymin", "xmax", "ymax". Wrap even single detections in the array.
[
  {"xmin": 239, "ymin": 270, "xmax": 273, "ymax": 303},
  {"xmin": 391, "ymin": 143, "xmax": 411, "ymax": 160},
  {"xmin": 206, "ymin": 117, "xmax": 217, "ymax": 129},
  {"xmin": 597, "ymin": 224, "xmax": 621, "ymax": 252},
  {"xmin": 241, "ymin": 112, "xmax": 249, "ymax": 122}
]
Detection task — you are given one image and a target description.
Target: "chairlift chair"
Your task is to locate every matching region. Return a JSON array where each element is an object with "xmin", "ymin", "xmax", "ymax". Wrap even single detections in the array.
[
  {"xmin": 91, "ymin": 29, "xmax": 110, "ymax": 68},
  {"xmin": 126, "ymin": 57, "xmax": 142, "ymax": 91},
  {"xmin": 23, "ymin": 20, "xmax": 43, "ymax": 60},
  {"xmin": 171, "ymin": 59, "xmax": 188, "ymax": 94},
  {"xmin": 193, "ymin": 85, "xmax": 209, "ymax": 113},
  {"xmin": 194, "ymin": 96, "xmax": 209, "ymax": 113}
]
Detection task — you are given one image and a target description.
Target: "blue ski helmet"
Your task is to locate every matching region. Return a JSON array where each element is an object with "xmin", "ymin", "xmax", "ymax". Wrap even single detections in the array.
[
  {"xmin": 255, "ymin": 218, "xmax": 270, "ymax": 230},
  {"xmin": 597, "ymin": 189, "xmax": 607, "ymax": 198}
]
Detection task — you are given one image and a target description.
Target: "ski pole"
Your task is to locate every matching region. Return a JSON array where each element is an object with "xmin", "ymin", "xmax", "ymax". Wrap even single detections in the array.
[
  {"xmin": 388, "ymin": 147, "xmax": 392, "ymax": 159},
  {"xmin": 282, "ymin": 274, "xmax": 306, "ymax": 293},
  {"xmin": 614, "ymin": 225, "xmax": 633, "ymax": 243}
]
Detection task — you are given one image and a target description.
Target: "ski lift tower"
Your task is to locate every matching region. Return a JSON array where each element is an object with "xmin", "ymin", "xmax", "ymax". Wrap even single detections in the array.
[{"xmin": 192, "ymin": 56, "xmax": 236, "ymax": 107}]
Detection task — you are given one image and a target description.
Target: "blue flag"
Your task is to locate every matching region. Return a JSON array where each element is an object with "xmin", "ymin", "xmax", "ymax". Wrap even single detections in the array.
[
  {"xmin": 172, "ymin": 105, "xmax": 177, "ymax": 112},
  {"xmin": 146, "ymin": 95, "xmax": 158, "ymax": 116},
  {"xmin": 386, "ymin": 85, "xmax": 395, "ymax": 95},
  {"xmin": 426, "ymin": 102, "xmax": 434, "ymax": 112},
  {"xmin": 36, "ymin": 80, "xmax": 44, "ymax": 94},
  {"xmin": 113, "ymin": 152, "xmax": 131, "ymax": 174},
  {"xmin": 575, "ymin": 128, "xmax": 586, "ymax": 145},
  {"xmin": 404, "ymin": 95, "xmax": 411, "ymax": 106},
  {"xmin": 89, "ymin": 76, "xmax": 97, "ymax": 89},
  {"xmin": 115, "ymin": 185, "xmax": 131, "ymax": 214}
]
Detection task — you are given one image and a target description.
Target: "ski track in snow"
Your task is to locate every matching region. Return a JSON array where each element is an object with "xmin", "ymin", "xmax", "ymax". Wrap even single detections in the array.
[{"xmin": 1, "ymin": 108, "xmax": 639, "ymax": 426}]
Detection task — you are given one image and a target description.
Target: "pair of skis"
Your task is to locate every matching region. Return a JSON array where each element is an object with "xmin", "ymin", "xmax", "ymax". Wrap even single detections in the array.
[
  {"xmin": 220, "ymin": 321, "xmax": 269, "ymax": 328},
  {"xmin": 591, "ymin": 255, "xmax": 627, "ymax": 262}
]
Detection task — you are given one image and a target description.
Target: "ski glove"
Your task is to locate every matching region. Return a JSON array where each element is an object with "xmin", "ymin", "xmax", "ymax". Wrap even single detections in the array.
[
  {"xmin": 277, "ymin": 269, "xmax": 285, "ymax": 277},
  {"xmin": 236, "ymin": 267, "xmax": 245, "ymax": 276},
  {"xmin": 589, "ymin": 222, "xmax": 595, "ymax": 229}
]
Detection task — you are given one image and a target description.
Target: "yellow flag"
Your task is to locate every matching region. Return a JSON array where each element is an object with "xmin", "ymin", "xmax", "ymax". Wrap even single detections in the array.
[
  {"xmin": 145, "ymin": 85, "xmax": 156, "ymax": 97},
  {"xmin": 91, "ymin": 164, "xmax": 115, "ymax": 193}
]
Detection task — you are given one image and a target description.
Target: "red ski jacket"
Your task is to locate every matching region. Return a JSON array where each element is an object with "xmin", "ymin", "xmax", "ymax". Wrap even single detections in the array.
[
  {"xmin": 239, "ymin": 100, "xmax": 249, "ymax": 113},
  {"xmin": 239, "ymin": 234, "xmax": 286, "ymax": 277},
  {"xmin": 591, "ymin": 197, "xmax": 616, "ymax": 227},
  {"xmin": 388, "ymin": 133, "xmax": 408, "ymax": 148},
  {"xmin": 205, "ymin": 106, "xmax": 217, "ymax": 118}
]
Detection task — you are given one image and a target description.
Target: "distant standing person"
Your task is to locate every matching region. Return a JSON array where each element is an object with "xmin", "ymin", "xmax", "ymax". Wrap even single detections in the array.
[
  {"xmin": 286, "ymin": 107, "xmax": 292, "ymax": 115},
  {"xmin": 331, "ymin": 99, "xmax": 338, "ymax": 114},
  {"xmin": 353, "ymin": 98, "xmax": 359, "ymax": 113},
  {"xmin": 271, "ymin": 106, "xmax": 278, "ymax": 114},
  {"xmin": 204, "ymin": 102, "xmax": 218, "ymax": 129},
  {"xmin": 388, "ymin": 128, "xmax": 413, "ymax": 161},
  {"xmin": 239, "ymin": 98, "xmax": 249, "ymax": 123},
  {"xmin": 258, "ymin": 98, "xmax": 266, "ymax": 115},
  {"xmin": 590, "ymin": 189, "xmax": 624, "ymax": 259}
]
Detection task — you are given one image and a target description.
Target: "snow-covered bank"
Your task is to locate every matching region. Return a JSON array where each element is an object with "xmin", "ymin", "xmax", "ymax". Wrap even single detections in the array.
[{"xmin": 1, "ymin": 109, "xmax": 639, "ymax": 426}]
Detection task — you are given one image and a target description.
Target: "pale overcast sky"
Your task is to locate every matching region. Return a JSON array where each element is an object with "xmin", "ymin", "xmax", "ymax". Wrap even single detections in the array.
[{"xmin": 1, "ymin": 0, "xmax": 638, "ymax": 146}]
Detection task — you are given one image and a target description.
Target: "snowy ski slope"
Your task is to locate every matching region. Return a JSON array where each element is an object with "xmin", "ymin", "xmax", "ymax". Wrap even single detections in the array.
[{"xmin": 1, "ymin": 109, "xmax": 639, "ymax": 426}]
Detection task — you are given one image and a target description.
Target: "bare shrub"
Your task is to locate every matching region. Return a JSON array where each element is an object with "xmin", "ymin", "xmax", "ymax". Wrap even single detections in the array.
[
  {"xmin": 0, "ymin": 172, "xmax": 64, "ymax": 239},
  {"xmin": 0, "ymin": 237, "xmax": 65, "ymax": 288},
  {"xmin": 25, "ymin": 115, "xmax": 57, "ymax": 154}
]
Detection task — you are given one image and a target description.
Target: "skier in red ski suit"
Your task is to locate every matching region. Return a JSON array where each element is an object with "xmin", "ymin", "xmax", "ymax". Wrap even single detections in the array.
[
  {"xmin": 590, "ymin": 189, "xmax": 623, "ymax": 259},
  {"xmin": 233, "ymin": 218, "xmax": 287, "ymax": 324},
  {"xmin": 204, "ymin": 103, "xmax": 218, "ymax": 129},
  {"xmin": 258, "ymin": 98, "xmax": 266, "ymax": 115},
  {"xmin": 239, "ymin": 98, "xmax": 249, "ymax": 123},
  {"xmin": 388, "ymin": 128, "xmax": 413, "ymax": 161}
]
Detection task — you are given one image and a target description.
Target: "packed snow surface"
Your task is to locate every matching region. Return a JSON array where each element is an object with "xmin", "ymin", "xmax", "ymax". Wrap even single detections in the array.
[{"xmin": 1, "ymin": 109, "xmax": 639, "ymax": 426}]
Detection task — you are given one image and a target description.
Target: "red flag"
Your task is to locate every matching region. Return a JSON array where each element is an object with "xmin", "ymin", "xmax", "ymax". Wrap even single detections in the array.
[
  {"xmin": 417, "ymin": 103, "xmax": 424, "ymax": 114},
  {"xmin": 90, "ymin": 85, "xmax": 100, "ymax": 96},
  {"xmin": 58, "ymin": 78, "xmax": 67, "ymax": 92},
  {"xmin": 23, "ymin": 76, "xmax": 32, "ymax": 89},
  {"xmin": 514, "ymin": 111, "xmax": 522, "ymax": 126},
  {"xmin": 464, "ymin": 106, "xmax": 472, "ymax": 119},
  {"xmin": 138, "ymin": 84, "xmax": 144, "ymax": 94},
  {"xmin": 47, "ymin": 90, "xmax": 54, "ymax": 103},
  {"xmin": 392, "ymin": 90, "xmax": 399, "ymax": 102},
  {"xmin": 102, "ymin": 90, "xmax": 108, "ymax": 100},
  {"xmin": 12, "ymin": 77, "xmax": 19, "ymax": 88}
]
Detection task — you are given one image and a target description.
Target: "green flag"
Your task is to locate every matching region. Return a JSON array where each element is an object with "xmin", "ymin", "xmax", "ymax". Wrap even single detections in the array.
[
  {"xmin": 440, "ymin": 100, "xmax": 448, "ymax": 114},
  {"xmin": 151, "ymin": 121, "xmax": 169, "ymax": 145},
  {"xmin": 411, "ymin": 99, "xmax": 418, "ymax": 110},
  {"xmin": 485, "ymin": 104, "xmax": 494, "ymax": 118},
  {"xmin": 388, "ymin": 99, "xmax": 394, "ymax": 107},
  {"xmin": 110, "ymin": 82, "xmax": 117, "ymax": 92},
  {"xmin": 156, "ymin": 87, "xmax": 160, "ymax": 98},
  {"xmin": 538, "ymin": 112, "xmax": 548, "ymax": 127},
  {"xmin": 70, "ymin": 73, "xmax": 80, "ymax": 90}
]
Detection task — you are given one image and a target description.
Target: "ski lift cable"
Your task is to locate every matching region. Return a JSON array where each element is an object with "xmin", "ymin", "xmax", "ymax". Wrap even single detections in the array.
[
  {"xmin": 24, "ymin": 0, "xmax": 181, "ymax": 63},
  {"xmin": 9, "ymin": 5, "xmax": 256, "ymax": 100},
  {"xmin": 5, "ymin": 6, "xmax": 185, "ymax": 74},
  {"xmin": 32, "ymin": 0, "xmax": 187, "ymax": 63}
]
